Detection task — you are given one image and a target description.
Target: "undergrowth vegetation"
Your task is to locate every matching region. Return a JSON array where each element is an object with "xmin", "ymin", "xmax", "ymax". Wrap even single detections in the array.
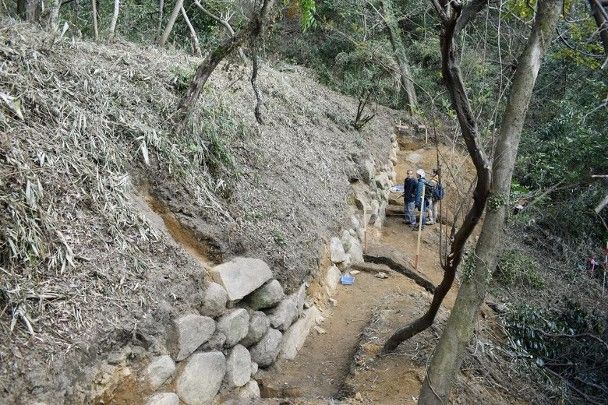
[
  {"xmin": 503, "ymin": 301, "xmax": 608, "ymax": 403},
  {"xmin": 494, "ymin": 249, "xmax": 544, "ymax": 289},
  {"xmin": 0, "ymin": 21, "xmax": 246, "ymax": 340}
]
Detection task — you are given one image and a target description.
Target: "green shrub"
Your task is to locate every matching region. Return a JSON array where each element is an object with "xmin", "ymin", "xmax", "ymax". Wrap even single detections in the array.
[{"xmin": 495, "ymin": 249, "xmax": 544, "ymax": 289}]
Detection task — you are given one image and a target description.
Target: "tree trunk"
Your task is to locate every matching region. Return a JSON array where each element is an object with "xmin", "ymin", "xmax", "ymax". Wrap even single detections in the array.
[
  {"xmin": 44, "ymin": 0, "xmax": 61, "ymax": 31},
  {"xmin": 176, "ymin": 0, "xmax": 275, "ymax": 119},
  {"xmin": 91, "ymin": 0, "xmax": 99, "ymax": 40},
  {"xmin": 25, "ymin": 0, "xmax": 40, "ymax": 23},
  {"xmin": 109, "ymin": 0, "xmax": 120, "ymax": 39},
  {"xmin": 17, "ymin": 0, "xmax": 27, "ymax": 19},
  {"xmin": 181, "ymin": 6, "xmax": 202, "ymax": 56},
  {"xmin": 589, "ymin": 0, "xmax": 608, "ymax": 55},
  {"xmin": 382, "ymin": 0, "xmax": 492, "ymax": 353},
  {"xmin": 158, "ymin": 0, "xmax": 165, "ymax": 34},
  {"xmin": 418, "ymin": 0, "xmax": 561, "ymax": 403},
  {"xmin": 158, "ymin": 0, "xmax": 184, "ymax": 47},
  {"xmin": 380, "ymin": 0, "xmax": 417, "ymax": 115}
]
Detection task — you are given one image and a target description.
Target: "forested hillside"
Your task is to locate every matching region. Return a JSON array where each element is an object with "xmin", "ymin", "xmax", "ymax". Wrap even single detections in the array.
[{"xmin": 1, "ymin": 0, "xmax": 607, "ymax": 404}]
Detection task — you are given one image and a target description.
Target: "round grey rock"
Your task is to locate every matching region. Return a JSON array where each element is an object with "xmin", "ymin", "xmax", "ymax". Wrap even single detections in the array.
[
  {"xmin": 240, "ymin": 311, "xmax": 270, "ymax": 347},
  {"xmin": 144, "ymin": 355, "xmax": 175, "ymax": 389},
  {"xmin": 176, "ymin": 352, "xmax": 226, "ymax": 405},
  {"xmin": 247, "ymin": 279, "xmax": 285, "ymax": 310},
  {"xmin": 168, "ymin": 314, "xmax": 215, "ymax": 361},
  {"xmin": 225, "ymin": 344, "xmax": 252, "ymax": 388},
  {"xmin": 217, "ymin": 308, "xmax": 250, "ymax": 347},
  {"xmin": 249, "ymin": 328, "xmax": 282, "ymax": 367},
  {"xmin": 198, "ymin": 282, "xmax": 228, "ymax": 318}
]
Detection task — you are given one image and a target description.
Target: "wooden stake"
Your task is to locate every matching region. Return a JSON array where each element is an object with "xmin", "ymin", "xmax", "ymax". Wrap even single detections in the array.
[
  {"xmin": 363, "ymin": 208, "xmax": 368, "ymax": 254},
  {"xmin": 415, "ymin": 182, "xmax": 426, "ymax": 270}
]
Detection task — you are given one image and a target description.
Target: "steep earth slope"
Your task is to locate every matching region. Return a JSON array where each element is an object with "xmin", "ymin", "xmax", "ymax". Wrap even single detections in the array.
[{"xmin": 0, "ymin": 20, "xmax": 397, "ymax": 402}]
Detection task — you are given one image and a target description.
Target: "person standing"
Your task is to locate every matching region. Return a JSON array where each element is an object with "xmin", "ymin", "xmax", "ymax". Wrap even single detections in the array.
[
  {"xmin": 403, "ymin": 170, "xmax": 418, "ymax": 225},
  {"xmin": 428, "ymin": 168, "xmax": 443, "ymax": 223},
  {"xmin": 413, "ymin": 169, "xmax": 429, "ymax": 229}
]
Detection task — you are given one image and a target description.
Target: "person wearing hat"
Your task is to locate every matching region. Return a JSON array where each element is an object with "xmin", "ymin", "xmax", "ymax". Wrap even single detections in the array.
[{"xmin": 413, "ymin": 169, "xmax": 430, "ymax": 229}]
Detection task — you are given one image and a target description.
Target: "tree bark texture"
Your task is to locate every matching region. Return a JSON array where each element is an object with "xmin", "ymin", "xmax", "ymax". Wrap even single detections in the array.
[
  {"xmin": 158, "ymin": 0, "xmax": 184, "ymax": 46},
  {"xmin": 418, "ymin": 0, "xmax": 561, "ymax": 403},
  {"xmin": 91, "ymin": 0, "xmax": 99, "ymax": 40},
  {"xmin": 109, "ymin": 0, "xmax": 120, "ymax": 39},
  {"xmin": 18, "ymin": 0, "xmax": 40, "ymax": 21},
  {"xmin": 382, "ymin": 0, "xmax": 492, "ymax": 353},
  {"xmin": 43, "ymin": 0, "xmax": 61, "ymax": 31},
  {"xmin": 176, "ymin": 0, "xmax": 275, "ymax": 120},
  {"xmin": 158, "ymin": 0, "xmax": 164, "ymax": 34},
  {"xmin": 381, "ymin": 0, "xmax": 418, "ymax": 115},
  {"xmin": 589, "ymin": 0, "xmax": 608, "ymax": 55}
]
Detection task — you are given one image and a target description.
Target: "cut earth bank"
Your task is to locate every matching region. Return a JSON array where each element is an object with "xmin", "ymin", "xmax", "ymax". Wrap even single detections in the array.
[
  {"xmin": 97, "ymin": 135, "xmax": 401, "ymax": 404},
  {"xmin": 0, "ymin": 21, "xmax": 406, "ymax": 404}
]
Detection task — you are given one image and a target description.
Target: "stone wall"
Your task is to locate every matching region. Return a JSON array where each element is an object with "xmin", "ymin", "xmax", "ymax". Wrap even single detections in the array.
[{"xmin": 92, "ymin": 135, "xmax": 399, "ymax": 405}]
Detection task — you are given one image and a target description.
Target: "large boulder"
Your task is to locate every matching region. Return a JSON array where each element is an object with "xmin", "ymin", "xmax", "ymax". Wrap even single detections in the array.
[
  {"xmin": 225, "ymin": 345, "xmax": 252, "ymax": 388},
  {"xmin": 324, "ymin": 265, "xmax": 341, "ymax": 296},
  {"xmin": 354, "ymin": 156, "xmax": 376, "ymax": 184},
  {"xmin": 146, "ymin": 393, "xmax": 180, "ymax": 405},
  {"xmin": 267, "ymin": 284, "xmax": 306, "ymax": 331},
  {"xmin": 249, "ymin": 328, "xmax": 282, "ymax": 367},
  {"xmin": 246, "ymin": 280, "xmax": 285, "ymax": 310},
  {"xmin": 144, "ymin": 355, "xmax": 176, "ymax": 389},
  {"xmin": 330, "ymin": 237, "xmax": 348, "ymax": 264},
  {"xmin": 168, "ymin": 314, "xmax": 215, "ymax": 361},
  {"xmin": 210, "ymin": 258, "xmax": 273, "ymax": 302},
  {"xmin": 176, "ymin": 352, "xmax": 226, "ymax": 405},
  {"xmin": 280, "ymin": 306, "xmax": 322, "ymax": 360},
  {"xmin": 341, "ymin": 232, "xmax": 363, "ymax": 265},
  {"xmin": 198, "ymin": 282, "xmax": 228, "ymax": 318},
  {"xmin": 240, "ymin": 311, "xmax": 270, "ymax": 347},
  {"xmin": 217, "ymin": 309, "xmax": 250, "ymax": 348}
]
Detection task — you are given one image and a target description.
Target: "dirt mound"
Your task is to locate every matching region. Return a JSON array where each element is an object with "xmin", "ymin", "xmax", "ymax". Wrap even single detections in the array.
[{"xmin": 0, "ymin": 20, "xmax": 397, "ymax": 402}]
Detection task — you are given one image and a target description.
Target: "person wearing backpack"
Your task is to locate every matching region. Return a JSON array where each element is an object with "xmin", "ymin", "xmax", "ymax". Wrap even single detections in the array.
[
  {"xmin": 403, "ymin": 170, "xmax": 418, "ymax": 225},
  {"xmin": 429, "ymin": 168, "xmax": 444, "ymax": 222}
]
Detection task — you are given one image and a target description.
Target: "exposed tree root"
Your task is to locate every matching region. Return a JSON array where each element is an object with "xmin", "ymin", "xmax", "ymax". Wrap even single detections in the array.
[{"xmin": 363, "ymin": 254, "xmax": 436, "ymax": 293}]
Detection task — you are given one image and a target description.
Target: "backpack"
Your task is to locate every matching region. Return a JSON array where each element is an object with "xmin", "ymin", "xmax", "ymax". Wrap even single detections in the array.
[{"xmin": 433, "ymin": 183, "xmax": 445, "ymax": 201}]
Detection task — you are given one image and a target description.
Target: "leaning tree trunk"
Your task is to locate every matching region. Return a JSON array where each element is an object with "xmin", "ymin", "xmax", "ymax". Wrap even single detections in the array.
[
  {"xmin": 158, "ymin": 0, "xmax": 184, "ymax": 46},
  {"xmin": 181, "ymin": 6, "xmax": 202, "ymax": 56},
  {"xmin": 109, "ymin": 0, "xmax": 120, "ymax": 39},
  {"xmin": 418, "ymin": 0, "xmax": 561, "ymax": 403},
  {"xmin": 176, "ymin": 0, "xmax": 275, "ymax": 119},
  {"xmin": 381, "ymin": 0, "xmax": 417, "ymax": 115},
  {"xmin": 382, "ymin": 0, "xmax": 492, "ymax": 353},
  {"xmin": 194, "ymin": 0, "xmax": 248, "ymax": 62}
]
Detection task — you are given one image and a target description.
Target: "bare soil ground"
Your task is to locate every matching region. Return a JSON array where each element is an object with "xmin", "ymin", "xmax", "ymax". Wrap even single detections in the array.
[{"xmin": 256, "ymin": 141, "xmax": 549, "ymax": 404}]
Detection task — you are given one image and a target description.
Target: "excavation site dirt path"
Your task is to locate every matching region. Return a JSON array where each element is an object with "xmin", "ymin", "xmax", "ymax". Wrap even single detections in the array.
[{"xmin": 257, "ymin": 140, "xmax": 463, "ymax": 403}]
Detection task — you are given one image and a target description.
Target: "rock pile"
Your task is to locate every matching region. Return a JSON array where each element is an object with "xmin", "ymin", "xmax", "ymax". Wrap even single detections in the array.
[
  {"xmin": 132, "ymin": 139, "xmax": 398, "ymax": 405},
  {"xmin": 141, "ymin": 257, "xmax": 323, "ymax": 405}
]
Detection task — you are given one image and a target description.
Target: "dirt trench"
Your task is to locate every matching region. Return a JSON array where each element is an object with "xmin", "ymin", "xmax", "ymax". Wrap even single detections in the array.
[{"xmin": 256, "ymin": 140, "xmax": 463, "ymax": 403}]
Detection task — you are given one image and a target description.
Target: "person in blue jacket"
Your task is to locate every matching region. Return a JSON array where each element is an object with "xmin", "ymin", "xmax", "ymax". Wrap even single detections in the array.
[{"xmin": 403, "ymin": 170, "xmax": 418, "ymax": 225}]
